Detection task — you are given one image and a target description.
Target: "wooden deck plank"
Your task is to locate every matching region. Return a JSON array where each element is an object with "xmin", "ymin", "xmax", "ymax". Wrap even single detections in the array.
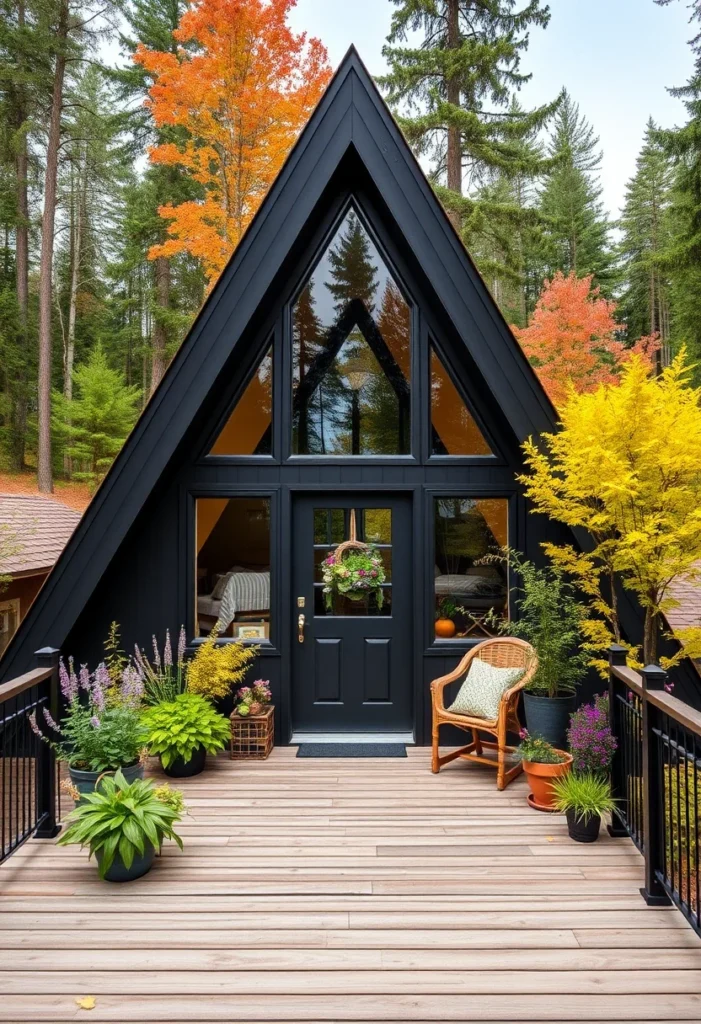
[{"xmin": 0, "ymin": 748, "xmax": 699, "ymax": 1024}]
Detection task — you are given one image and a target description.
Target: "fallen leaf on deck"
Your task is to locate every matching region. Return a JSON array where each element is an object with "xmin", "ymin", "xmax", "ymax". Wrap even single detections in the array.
[{"xmin": 76, "ymin": 996, "xmax": 96, "ymax": 1010}]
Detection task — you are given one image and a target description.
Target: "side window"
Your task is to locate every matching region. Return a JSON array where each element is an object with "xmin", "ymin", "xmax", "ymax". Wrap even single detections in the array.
[
  {"xmin": 433, "ymin": 497, "xmax": 508, "ymax": 641},
  {"xmin": 195, "ymin": 498, "xmax": 271, "ymax": 640}
]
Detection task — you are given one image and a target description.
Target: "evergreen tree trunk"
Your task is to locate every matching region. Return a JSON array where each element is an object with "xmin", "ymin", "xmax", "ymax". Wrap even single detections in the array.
[
  {"xmin": 445, "ymin": 0, "xmax": 462, "ymax": 233},
  {"xmin": 37, "ymin": 0, "xmax": 68, "ymax": 494},
  {"xmin": 65, "ymin": 154, "xmax": 84, "ymax": 404},
  {"xmin": 150, "ymin": 255, "xmax": 170, "ymax": 394},
  {"xmin": 12, "ymin": 0, "xmax": 29, "ymax": 472}
]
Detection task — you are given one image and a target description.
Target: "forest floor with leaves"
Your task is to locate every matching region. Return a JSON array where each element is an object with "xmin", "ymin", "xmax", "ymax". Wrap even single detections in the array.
[{"xmin": 0, "ymin": 471, "xmax": 91, "ymax": 513}]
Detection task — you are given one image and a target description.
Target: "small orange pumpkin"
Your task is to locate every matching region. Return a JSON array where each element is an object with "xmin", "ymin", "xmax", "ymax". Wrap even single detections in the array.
[{"xmin": 434, "ymin": 618, "xmax": 456, "ymax": 639}]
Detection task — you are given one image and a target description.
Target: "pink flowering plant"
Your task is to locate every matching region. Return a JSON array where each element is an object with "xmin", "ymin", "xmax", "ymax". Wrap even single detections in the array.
[
  {"xmin": 321, "ymin": 548, "xmax": 386, "ymax": 610},
  {"xmin": 136, "ymin": 626, "xmax": 188, "ymax": 706},
  {"xmin": 28, "ymin": 656, "xmax": 146, "ymax": 773},
  {"xmin": 234, "ymin": 679, "xmax": 272, "ymax": 717},
  {"xmin": 567, "ymin": 694, "xmax": 617, "ymax": 777}
]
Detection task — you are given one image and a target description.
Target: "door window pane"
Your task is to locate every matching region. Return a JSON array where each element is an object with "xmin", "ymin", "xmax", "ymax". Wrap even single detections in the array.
[
  {"xmin": 434, "ymin": 498, "xmax": 508, "ymax": 639},
  {"xmin": 313, "ymin": 507, "xmax": 392, "ymax": 616},
  {"xmin": 209, "ymin": 346, "xmax": 272, "ymax": 456},
  {"xmin": 431, "ymin": 345, "xmax": 493, "ymax": 456},
  {"xmin": 196, "ymin": 498, "xmax": 271, "ymax": 639},
  {"xmin": 292, "ymin": 210, "xmax": 411, "ymax": 455}
]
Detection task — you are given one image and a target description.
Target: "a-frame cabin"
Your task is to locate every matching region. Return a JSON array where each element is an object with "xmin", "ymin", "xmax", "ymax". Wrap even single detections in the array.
[{"xmin": 5, "ymin": 48, "xmax": 687, "ymax": 738}]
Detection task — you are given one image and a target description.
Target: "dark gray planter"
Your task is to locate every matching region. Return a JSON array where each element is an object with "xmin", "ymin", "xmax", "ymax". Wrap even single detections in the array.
[
  {"xmin": 162, "ymin": 745, "xmax": 206, "ymax": 778},
  {"xmin": 566, "ymin": 808, "xmax": 601, "ymax": 843},
  {"xmin": 97, "ymin": 841, "xmax": 155, "ymax": 882},
  {"xmin": 68, "ymin": 762, "xmax": 144, "ymax": 802},
  {"xmin": 523, "ymin": 691, "xmax": 576, "ymax": 749}
]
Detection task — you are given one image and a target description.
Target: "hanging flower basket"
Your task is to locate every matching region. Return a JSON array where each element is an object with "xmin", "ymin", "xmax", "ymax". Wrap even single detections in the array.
[{"xmin": 320, "ymin": 510, "xmax": 386, "ymax": 610}]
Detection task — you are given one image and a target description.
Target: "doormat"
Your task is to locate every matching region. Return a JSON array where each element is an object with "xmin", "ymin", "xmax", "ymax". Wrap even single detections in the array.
[{"xmin": 297, "ymin": 743, "xmax": 407, "ymax": 758}]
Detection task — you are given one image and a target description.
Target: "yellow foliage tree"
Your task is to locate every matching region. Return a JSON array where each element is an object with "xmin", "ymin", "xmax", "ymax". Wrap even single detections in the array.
[
  {"xmin": 520, "ymin": 351, "xmax": 701, "ymax": 671},
  {"xmin": 187, "ymin": 629, "xmax": 258, "ymax": 700}
]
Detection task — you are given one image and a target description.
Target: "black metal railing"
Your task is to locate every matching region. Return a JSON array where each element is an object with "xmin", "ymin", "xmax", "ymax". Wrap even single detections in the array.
[
  {"xmin": 609, "ymin": 646, "xmax": 701, "ymax": 936},
  {"xmin": 0, "ymin": 648, "xmax": 60, "ymax": 862}
]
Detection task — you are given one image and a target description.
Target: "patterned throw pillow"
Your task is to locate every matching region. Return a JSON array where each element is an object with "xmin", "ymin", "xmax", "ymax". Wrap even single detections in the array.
[{"xmin": 446, "ymin": 657, "xmax": 524, "ymax": 721}]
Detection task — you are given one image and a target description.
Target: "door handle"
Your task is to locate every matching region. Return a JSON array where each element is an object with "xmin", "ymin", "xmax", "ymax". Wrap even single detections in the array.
[{"xmin": 298, "ymin": 613, "xmax": 305, "ymax": 643}]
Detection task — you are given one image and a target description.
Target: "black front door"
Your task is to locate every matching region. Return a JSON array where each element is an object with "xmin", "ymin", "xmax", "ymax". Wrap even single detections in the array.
[{"xmin": 291, "ymin": 494, "xmax": 413, "ymax": 734}]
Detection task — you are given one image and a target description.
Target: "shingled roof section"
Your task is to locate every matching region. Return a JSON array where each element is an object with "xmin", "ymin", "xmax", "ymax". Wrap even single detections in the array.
[{"xmin": 0, "ymin": 495, "xmax": 81, "ymax": 576}]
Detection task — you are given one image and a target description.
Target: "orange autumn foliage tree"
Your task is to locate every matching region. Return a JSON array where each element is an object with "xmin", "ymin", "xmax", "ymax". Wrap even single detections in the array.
[
  {"xmin": 135, "ymin": 0, "xmax": 332, "ymax": 284},
  {"xmin": 513, "ymin": 272, "xmax": 660, "ymax": 408}
]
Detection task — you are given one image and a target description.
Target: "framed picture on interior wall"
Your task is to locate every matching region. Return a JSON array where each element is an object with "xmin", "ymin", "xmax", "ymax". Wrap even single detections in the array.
[{"xmin": 233, "ymin": 622, "xmax": 269, "ymax": 640}]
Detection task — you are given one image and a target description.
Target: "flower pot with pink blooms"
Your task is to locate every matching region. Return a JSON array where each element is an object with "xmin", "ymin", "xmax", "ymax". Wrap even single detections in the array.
[{"xmin": 514, "ymin": 730, "xmax": 572, "ymax": 811}]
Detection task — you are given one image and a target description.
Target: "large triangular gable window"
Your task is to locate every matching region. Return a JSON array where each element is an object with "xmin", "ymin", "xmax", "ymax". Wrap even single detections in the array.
[
  {"xmin": 292, "ymin": 209, "xmax": 411, "ymax": 456},
  {"xmin": 430, "ymin": 344, "xmax": 493, "ymax": 457},
  {"xmin": 209, "ymin": 345, "xmax": 272, "ymax": 456}
]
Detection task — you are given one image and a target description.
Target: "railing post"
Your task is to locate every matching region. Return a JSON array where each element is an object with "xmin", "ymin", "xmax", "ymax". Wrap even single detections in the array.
[
  {"xmin": 607, "ymin": 644, "xmax": 629, "ymax": 837},
  {"xmin": 639, "ymin": 664, "xmax": 672, "ymax": 906},
  {"xmin": 34, "ymin": 648, "xmax": 61, "ymax": 839}
]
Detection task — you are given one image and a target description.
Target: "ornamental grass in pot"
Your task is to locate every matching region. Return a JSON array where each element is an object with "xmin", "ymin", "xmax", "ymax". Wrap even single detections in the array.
[
  {"xmin": 496, "ymin": 551, "xmax": 589, "ymax": 749},
  {"xmin": 551, "ymin": 772, "xmax": 617, "ymax": 842},
  {"xmin": 58, "ymin": 771, "xmax": 184, "ymax": 881},
  {"xmin": 142, "ymin": 692, "xmax": 231, "ymax": 777},
  {"xmin": 514, "ymin": 731, "xmax": 572, "ymax": 811}
]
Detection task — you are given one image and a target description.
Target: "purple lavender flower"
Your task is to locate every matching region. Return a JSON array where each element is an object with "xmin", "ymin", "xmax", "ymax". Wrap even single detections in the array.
[
  {"xmin": 567, "ymin": 694, "xmax": 617, "ymax": 776},
  {"xmin": 152, "ymin": 636, "xmax": 162, "ymax": 670},
  {"xmin": 91, "ymin": 663, "xmax": 110, "ymax": 713},
  {"xmin": 164, "ymin": 629, "xmax": 173, "ymax": 668},
  {"xmin": 79, "ymin": 664, "xmax": 91, "ymax": 691},
  {"xmin": 42, "ymin": 707, "xmax": 61, "ymax": 732},
  {"xmin": 90, "ymin": 716, "xmax": 101, "ymax": 729},
  {"xmin": 177, "ymin": 626, "xmax": 186, "ymax": 664},
  {"xmin": 120, "ymin": 665, "xmax": 144, "ymax": 704},
  {"xmin": 664, "ymin": 682, "xmax": 675, "ymax": 694},
  {"xmin": 27, "ymin": 711, "xmax": 43, "ymax": 739},
  {"xmin": 58, "ymin": 658, "xmax": 77, "ymax": 702}
]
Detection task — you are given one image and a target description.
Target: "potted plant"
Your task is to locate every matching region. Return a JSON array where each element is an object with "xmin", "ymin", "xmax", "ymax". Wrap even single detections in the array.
[
  {"xmin": 142, "ymin": 691, "xmax": 231, "ymax": 777},
  {"xmin": 434, "ymin": 598, "xmax": 466, "ymax": 639},
  {"xmin": 551, "ymin": 772, "xmax": 617, "ymax": 842},
  {"xmin": 233, "ymin": 679, "xmax": 272, "ymax": 717},
  {"xmin": 136, "ymin": 626, "xmax": 189, "ymax": 705},
  {"xmin": 567, "ymin": 694, "xmax": 617, "ymax": 776},
  {"xmin": 494, "ymin": 551, "xmax": 589, "ymax": 748},
  {"xmin": 186, "ymin": 626, "xmax": 258, "ymax": 704},
  {"xmin": 321, "ymin": 547, "xmax": 386, "ymax": 609},
  {"xmin": 28, "ymin": 656, "xmax": 147, "ymax": 800},
  {"xmin": 514, "ymin": 730, "xmax": 572, "ymax": 811},
  {"xmin": 57, "ymin": 771, "xmax": 184, "ymax": 881}
]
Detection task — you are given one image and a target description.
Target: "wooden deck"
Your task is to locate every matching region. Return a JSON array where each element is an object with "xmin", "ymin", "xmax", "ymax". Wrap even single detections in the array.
[{"xmin": 0, "ymin": 746, "xmax": 700, "ymax": 1022}]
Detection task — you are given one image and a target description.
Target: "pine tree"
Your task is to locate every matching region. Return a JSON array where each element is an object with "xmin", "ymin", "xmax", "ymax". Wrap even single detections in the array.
[
  {"xmin": 326, "ymin": 213, "xmax": 378, "ymax": 314},
  {"xmin": 52, "ymin": 344, "xmax": 140, "ymax": 488},
  {"xmin": 618, "ymin": 118, "xmax": 674, "ymax": 365},
  {"xmin": 380, "ymin": 0, "xmax": 559, "ymax": 281},
  {"xmin": 537, "ymin": 91, "xmax": 614, "ymax": 290},
  {"xmin": 655, "ymin": 1, "xmax": 701, "ymax": 364}
]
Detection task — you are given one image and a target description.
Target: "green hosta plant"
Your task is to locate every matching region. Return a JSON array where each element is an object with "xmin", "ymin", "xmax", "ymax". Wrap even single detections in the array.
[
  {"xmin": 551, "ymin": 772, "xmax": 617, "ymax": 822},
  {"xmin": 57, "ymin": 771, "xmax": 184, "ymax": 879},
  {"xmin": 142, "ymin": 692, "xmax": 230, "ymax": 768}
]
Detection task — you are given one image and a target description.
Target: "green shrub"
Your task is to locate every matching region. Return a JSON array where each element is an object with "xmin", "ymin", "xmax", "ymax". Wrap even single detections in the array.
[
  {"xmin": 514, "ymin": 731, "xmax": 566, "ymax": 764},
  {"xmin": 57, "ymin": 771, "xmax": 183, "ymax": 879},
  {"xmin": 551, "ymin": 772, "xmax": 617, "ymax": 822},
  {"xmin": 142, "ymin": 692, "xmax": 230, "ymax": 768}
]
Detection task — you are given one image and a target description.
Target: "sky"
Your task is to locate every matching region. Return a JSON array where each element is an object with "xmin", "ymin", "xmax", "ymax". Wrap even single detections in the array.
[{"xmin": 287, "ymin": 0, "xmax": 697, "ymax": 221}]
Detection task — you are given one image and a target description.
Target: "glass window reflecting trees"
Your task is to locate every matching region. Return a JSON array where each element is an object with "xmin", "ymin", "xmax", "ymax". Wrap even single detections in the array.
[{"xmin": 292, "ymin": 210, "xmax": 411, "ymax": 456}]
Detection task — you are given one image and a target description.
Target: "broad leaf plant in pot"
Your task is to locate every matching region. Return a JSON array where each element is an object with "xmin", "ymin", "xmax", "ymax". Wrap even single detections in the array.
[
  {"xmin": 514, "ymin": 731, "xmax": 572, "ymax": 811},
  {"xmin": 142, "ymin": 691, "xmax": 231, "ymax": 777},
  {"xmin": 58, "ymin": 771, "xmax": 185, "ymax": 881},
  {"xmin": 492, "ymin": 550, "xmax": 589, "ymax": 749}
]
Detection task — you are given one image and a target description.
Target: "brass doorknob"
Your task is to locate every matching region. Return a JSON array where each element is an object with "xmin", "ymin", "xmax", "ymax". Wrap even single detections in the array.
[{"xmin": 298, "ymin": 613, "xmax": 305, "ymax": 643}]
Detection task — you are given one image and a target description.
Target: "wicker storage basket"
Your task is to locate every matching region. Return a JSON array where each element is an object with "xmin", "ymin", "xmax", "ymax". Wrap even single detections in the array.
[{"xmin": 230, "ymin": 705, "xmax": 274, "ymax": 760}]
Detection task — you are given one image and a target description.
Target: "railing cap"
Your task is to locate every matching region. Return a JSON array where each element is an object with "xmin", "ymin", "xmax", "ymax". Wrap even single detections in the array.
[
  {"xmin": 640, "ymin": 664, "xmax": 667, "ymax": 689},
  {"xmin": 608, "ymin": 644, "xmax": 628, "ymax": 666}
]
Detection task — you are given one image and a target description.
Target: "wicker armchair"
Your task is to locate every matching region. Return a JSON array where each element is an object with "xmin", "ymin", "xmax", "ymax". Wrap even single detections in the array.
[{"xmin": 430, "ymin": 637, "xmax": 537, "ymax": 790}]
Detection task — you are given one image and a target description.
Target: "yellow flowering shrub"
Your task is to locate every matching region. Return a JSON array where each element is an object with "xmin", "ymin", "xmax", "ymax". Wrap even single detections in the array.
[{"xmin": 186, "ymin": 629, "xmax": 258, "ymax": 700}]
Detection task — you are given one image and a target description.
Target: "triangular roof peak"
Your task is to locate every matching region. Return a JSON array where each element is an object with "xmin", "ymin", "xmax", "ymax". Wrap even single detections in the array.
[{"xmin": 0, "ymin": 48, "xmax": 556, "ymax": 680}]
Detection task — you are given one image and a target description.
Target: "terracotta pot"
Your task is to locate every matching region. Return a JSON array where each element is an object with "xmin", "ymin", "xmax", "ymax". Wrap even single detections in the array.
[
  {"xmin": 434, "ymin": 618, "xmax": 456, "ymax": 639},
  {"xmin": 522, "ymin": 751, "xmax": 572, "ymax": 809}
]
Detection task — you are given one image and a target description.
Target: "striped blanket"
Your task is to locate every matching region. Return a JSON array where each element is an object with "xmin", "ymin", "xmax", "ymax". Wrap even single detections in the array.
[{"xmin": 218, "ymin": 571, "xmax": 270, "ymax": 630}]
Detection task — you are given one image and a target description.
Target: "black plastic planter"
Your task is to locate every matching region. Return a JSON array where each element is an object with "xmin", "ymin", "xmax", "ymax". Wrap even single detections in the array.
[
  {"xmin": 97, "ymin": 842, "xmax": 155, "ymax": 882},
  {"xmin": 162, "ymin": 745, "xmax": 207, "ymax": 778},
  {"xmin": 566, "ymin": 808, "xmax": 601, "ymax": 843},
  {"xmin": 523, "ymin": 691, "xmax": 576, "ymax": 749}
]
